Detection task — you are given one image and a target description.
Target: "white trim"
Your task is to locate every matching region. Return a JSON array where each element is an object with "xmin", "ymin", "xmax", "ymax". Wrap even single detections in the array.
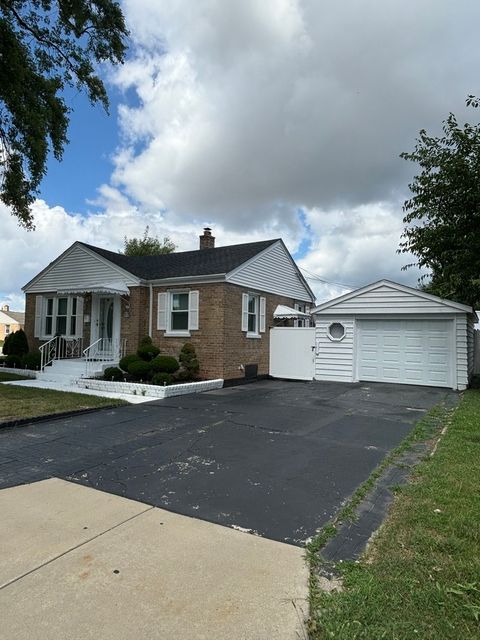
[
  {"xmin": 34, "ymin": 295, "xmax": 43, "ymax": 338},
  {"xmin": 147, "ymin": 274, "xmax": 225, "ymax": 286},
  {"xmin": 259, "ymin": 296, "xmax": 266, "ymax": 333},
  {"xmin": 313, "ymin": 279, "xmax": 473, "ymax": 314},
  {"xmin": 188, "ymin": 290, "xmax": 199, "ymax": 331},
  {"xmin": 157, "ymin": 292, "xmax": 167, "ymax": 330},
  {"xmin": 148, "ymin": 284, "xmax": 153, "ymax": 337},
  {"xmin": 241, "ymin": 293, "xmax": 249, "ymax": 332},
  {"xmin": 165, "ymin": 331, "xmax": 191, "ymax": 337}
]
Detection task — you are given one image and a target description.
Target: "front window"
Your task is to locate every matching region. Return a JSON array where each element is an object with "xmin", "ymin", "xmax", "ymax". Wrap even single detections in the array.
[
  {"xmin": 294, "ymin": 302, "xmax": 310, "ymax": 328},
  {"xmin": 171, "ymin": 292, "xmax": 189, "ymax": 330},
  {"xmin": 43, "ymin": 297, "xmax": 81, "ymax": 338},
  {"xmin": 248, "ymin": 295, "xmax": 258, "ymax": 334},
  {"xmin": 4, "ymin": 325, "xmax": 10, "ymax": 335}
]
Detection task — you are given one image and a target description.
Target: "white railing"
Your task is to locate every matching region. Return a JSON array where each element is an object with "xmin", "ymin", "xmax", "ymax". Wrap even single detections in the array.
[
  {"xmin": 39, "ymin": 336, "xmax": 84, "ymax": 371},
  {"xmin": 83, "ymin": 338, "xmax": 127, "ymax": 378}
]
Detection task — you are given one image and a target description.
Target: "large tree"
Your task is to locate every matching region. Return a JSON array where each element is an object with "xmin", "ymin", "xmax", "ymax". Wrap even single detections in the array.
[
  {"xmin": 399, "ymin": 112, "xmax": 480, "ymax": 307},
  {"xmin": 0, "ymin": 0, "xmax": 129, "ymax": 229},
  {"xmin": 122, "ymin": 227, "xmax": 177, "ymax": 256}
]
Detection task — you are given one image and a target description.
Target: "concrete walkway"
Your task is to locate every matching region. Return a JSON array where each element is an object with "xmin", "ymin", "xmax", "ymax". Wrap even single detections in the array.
[{"xmin": 0, "ymin": 478, "xmax": 308, "ymax": 639}]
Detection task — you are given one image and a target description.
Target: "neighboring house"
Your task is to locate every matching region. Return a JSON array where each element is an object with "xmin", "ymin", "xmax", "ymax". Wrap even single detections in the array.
[
  {"xmin": 312, "ymin": 280, "xmax": 477, "ymax": 391},
  {"xmin": 22, "ymin": 229, "xmax": 315, "ymax": 381},
  {"xmin": 0, "ymin": 304, "xmax": 25, "ymax": 342}
]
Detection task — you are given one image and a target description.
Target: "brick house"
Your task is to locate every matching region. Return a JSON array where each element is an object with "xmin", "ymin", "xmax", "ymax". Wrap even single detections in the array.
[
  {"xmin": 0, "ymin": 304, "xmax": 25, "ymax": 343},
  {"xmin": 23, "ymin": 229, "xmax": 315, "ymax": 381}
]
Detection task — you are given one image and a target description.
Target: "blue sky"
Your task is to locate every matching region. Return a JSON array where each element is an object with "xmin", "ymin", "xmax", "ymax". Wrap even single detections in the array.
[{"xmin": 2, "ymin": 0, "xmax": 480, "ymax": 310}]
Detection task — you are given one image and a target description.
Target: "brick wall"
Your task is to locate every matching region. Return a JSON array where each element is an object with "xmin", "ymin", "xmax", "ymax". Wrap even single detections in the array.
[{"xmin": 222, "ymin": 283, "xmax": 297, "ymax": 380}]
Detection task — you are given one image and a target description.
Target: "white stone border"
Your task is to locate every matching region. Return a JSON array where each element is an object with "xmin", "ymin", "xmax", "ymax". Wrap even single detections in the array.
[
  {"xmin": 75, "ymin": 377, "xmax": 224, "ymax": 399},
  {"xmin": 0, "ymin": 366, "xmax": 37, "ymax": 378}
]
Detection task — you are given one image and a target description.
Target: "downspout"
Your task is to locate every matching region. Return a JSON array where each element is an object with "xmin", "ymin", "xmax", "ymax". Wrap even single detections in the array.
[{"xmin": 149, "ymin": 283, "xmax": 153, "ymax": 338}]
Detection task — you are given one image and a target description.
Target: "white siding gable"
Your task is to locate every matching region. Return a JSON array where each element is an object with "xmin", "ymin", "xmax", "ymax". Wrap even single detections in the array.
[
  {"xmin": 226, "ymin": 241, "xmax": 314, "ymax": 302},
  {"xmin": 24, "ymin": 244, "xmax": 140, "ymax": 293},
  {"xmin": 314, "ymin": 282, "xmax": 471, "ymax": 315}
]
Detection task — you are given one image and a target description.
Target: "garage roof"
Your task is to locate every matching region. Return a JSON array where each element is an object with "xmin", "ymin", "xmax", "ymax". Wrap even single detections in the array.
[{"xmin": 313, "ymin": 280, "xmax": 475, "ymax": 315}]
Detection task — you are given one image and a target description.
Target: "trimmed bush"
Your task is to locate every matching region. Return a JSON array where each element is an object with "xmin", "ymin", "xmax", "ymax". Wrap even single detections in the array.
[
  {"xmin": 128, "ymin": 360, "xmax": 152, "ymax": 380},
  {"xmin": 3, "ymin": 330, "xmax": 29, "ymax": 357},
  {"xmin": 178, "ymin": 342, "xmax": 200, "ymax": 381},
  {"xmin": 152, "ymin": 372, "xmax": 173, "ymax": 386},
  {"xmin": 151, "ymin": 355, "xmax": 180, "ymax": 374},
  {"xmin": 137, "ymin": 343, "xmax": 160, "ymax": 361},
  {"xmin": 139, "ymin": 335, "xmax": 153, "ymax": 346},
  {"xmin": 104, "ymin": 366, "xmax": 124, "ymax": 381},
  {"xmin": 22, "ymin": 352, "xmax": 41, "ymax": 370},
  {"xmin": 119, "ymin": 354, "xmax": 141, "ymax": 372},
  {"xmin": 5, "ymin": 354, "xmax": 22, "ymax": 367}
]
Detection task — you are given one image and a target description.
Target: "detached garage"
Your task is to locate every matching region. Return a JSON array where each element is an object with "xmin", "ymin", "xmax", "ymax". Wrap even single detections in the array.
[{"xmin": 312, "ymin": 280, "xmax": 476, "ymax": 390}]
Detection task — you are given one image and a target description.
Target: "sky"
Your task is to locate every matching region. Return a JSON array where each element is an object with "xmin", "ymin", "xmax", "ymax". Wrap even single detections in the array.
[{"xmin": 1, "ymin": 0, "xmax": 479, "ymax": 311}]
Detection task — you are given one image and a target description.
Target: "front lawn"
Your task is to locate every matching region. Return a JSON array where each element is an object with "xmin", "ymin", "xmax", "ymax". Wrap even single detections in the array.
[
  {"xmin": 309, "ymin": 390, "xmax": 480, "ymax": 639},
  {"xmin": 0, "ymin": 372, "xmax": 31, "ymax": 382},
  {"xmin": 0, "ymin": 384, "xmax": 126, "ymax": 423}
]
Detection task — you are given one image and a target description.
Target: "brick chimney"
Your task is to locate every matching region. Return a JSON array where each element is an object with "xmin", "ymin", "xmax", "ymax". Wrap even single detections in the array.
[{"xmin": 199, "ymin": 227, "xmax": 215, "ymax": 250}]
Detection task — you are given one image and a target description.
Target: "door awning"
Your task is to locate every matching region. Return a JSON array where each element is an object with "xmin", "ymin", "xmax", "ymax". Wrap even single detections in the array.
[
  {"xmin": 273, "ymin": 304, "xmax": 310, "ymax": 319},
  {"xmin": 57, "ymin": 281, "xmax": 130, "ymax": 295}
]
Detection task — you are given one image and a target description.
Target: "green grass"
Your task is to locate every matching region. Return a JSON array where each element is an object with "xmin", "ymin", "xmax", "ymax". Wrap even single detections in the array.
[
  {"xmin": 0, "ymin": 383, "xmax": 126, "ymax": 423},
  {"xmin": 0, "ymin": 372, "xmax": 31, "ymax": 382},
  {"xmin": 308, "ymin": 390, "xmax": 480, "ymax": 639}
]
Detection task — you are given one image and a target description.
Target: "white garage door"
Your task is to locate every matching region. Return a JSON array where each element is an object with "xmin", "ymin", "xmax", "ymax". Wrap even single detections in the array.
[{"xmin": 357, "ymin": 319, "xmax": 454, "ymax": 388}]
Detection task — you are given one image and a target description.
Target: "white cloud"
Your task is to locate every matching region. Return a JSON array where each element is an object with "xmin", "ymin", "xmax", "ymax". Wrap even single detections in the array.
[{"xmin": 2, "ymin": 0, "xmax": 478, "ymax": 308}]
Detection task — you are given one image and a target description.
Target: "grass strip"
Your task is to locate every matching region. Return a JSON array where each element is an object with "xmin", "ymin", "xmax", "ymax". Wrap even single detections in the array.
[
  {"xmin": 0, "ymin": 384, "xmax": 126, "ymax": 423},
  {"xmin": 307, "ymin": 390, "xmax": 480, "ymax": 639}
]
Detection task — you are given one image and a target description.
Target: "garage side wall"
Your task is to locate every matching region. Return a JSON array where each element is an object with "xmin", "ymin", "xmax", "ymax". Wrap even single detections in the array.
[{"xmin": 314, "ymin": 317, "xmax": 355, "ymax": 382}]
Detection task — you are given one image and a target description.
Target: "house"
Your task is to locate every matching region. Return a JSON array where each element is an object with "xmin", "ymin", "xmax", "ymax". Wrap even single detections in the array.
[
  {"xmin": 0, "ymin": 304, "xmax": 25, "ymax": 342},
  {"xmin": 312, "ymin": 280, "xmax": 477, "ymax": 390},
  {"xmin": 22, "ymin": 229, "xmax": 315, "ymax": 381}
]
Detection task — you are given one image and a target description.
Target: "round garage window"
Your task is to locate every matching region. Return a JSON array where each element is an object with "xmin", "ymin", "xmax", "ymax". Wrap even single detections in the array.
[{"xmin": 327, "ymin": 322, "xmax": 345, "ymax": 341}]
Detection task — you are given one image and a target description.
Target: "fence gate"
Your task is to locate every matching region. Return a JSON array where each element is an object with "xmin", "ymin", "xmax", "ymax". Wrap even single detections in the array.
[{"xmin": 269, "ymin": 327, "xmax": 316, "ymax": 381}]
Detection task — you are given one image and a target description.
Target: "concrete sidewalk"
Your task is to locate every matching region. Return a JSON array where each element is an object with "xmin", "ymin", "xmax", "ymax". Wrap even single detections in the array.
[{"xmin": 0, "ymin": 479, "xmax": 308, "ymax": 639}]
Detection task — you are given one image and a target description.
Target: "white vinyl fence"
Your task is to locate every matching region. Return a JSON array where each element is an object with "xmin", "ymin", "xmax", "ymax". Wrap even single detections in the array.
[{"xmin": 269, "ymin": 327, "xmax": 316, "ymax": 381}]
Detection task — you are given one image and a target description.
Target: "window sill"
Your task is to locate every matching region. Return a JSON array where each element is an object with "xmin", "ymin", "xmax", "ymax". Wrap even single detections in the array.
[
  {"xmin": 164, "ymin": 331, "xmax": 191, "ymax": 338},
  {"xmin": 246, "ymin": 332, "xmax": 261, "ymax": 339}
]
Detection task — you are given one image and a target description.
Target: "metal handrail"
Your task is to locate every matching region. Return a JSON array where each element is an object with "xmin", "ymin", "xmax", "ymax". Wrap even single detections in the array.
[
  {"xmin": 83, "ymin": 337, "xmax": 127, "ymax": 377},
  {"xmin": 39, "ymin": 336, "xmax": 58, "ymax": 371},
  {"xmin": 39, "ymin": 336, "xmax": 84, "ymax": 371}
]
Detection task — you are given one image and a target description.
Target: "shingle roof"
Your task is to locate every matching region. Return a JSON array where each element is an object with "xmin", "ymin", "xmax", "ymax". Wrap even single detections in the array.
[{"xmin": 79, "ymin": 239, "xmax": 280, "ymax": 280}]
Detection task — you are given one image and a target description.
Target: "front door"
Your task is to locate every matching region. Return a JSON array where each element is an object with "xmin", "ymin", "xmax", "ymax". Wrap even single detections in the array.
[
  {"xmin": 92, "ymin": 294, "xmax": 120, "ymax": 358},
  {"xmin": 99, "ymin": 296, "xmax": 114, "ymax": 352}
]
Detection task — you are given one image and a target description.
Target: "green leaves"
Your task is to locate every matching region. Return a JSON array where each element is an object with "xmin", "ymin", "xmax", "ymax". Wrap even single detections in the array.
[
  {"xmin": 400, "ymin": 112, "xmax": 480, "ymax": 306},
  {"xmin": 123, "ymin": 227, "xmax": 177, "ymax": 256},
  {"xmin": 0, "ymin": 0, "xmax": 129, "ymax": 228}
]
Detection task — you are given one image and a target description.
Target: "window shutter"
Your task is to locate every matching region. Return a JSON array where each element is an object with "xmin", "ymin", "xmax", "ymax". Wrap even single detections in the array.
[
  {"xmin": 241, "ymin": 293, "xmax": 249, "ymax": 332},
  {"xmin": 76, "ymin": 297, "xmax": 84, "ymax": 337},
  {"xmin": 157, "ymin": 292, "xmax": 167, "ymax": 330},
  {"xmin": 259, "ymin": 297, "xmax": 266, "ymax": 333},
  {"xmin": 188, "ymin": 291, "xmax": 199, "ymax": 331},
  {"xmin": 34, "ymin": 296, "xmax": 43, "ymax": 337}
]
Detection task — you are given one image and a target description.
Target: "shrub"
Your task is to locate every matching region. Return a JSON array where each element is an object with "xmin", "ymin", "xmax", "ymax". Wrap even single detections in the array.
[
  {"xmin": 119, "ymin": 354, "xmax": 141, "ymax": 372},
  {"xmin": 151, "ymin": 355, "xmax": 180, "ymax": 374},
  {"xmin": 5, "ymin": 354, "xmax": 22, "ymax": 367},
  {"xmin": 139, "ymin": 335, "xmax": 153, "ymax": 346},
  {"xmin": 3, "ymin": 330, "xmax": 29, "ymax": 357},
  {"xmin": 128, "ymin": 360, "xmax": 152, "ymax": 380},
  {"xmin": 152, "ymin": 372, "xmax": 173, "ymax": 386},
  {"xmin": 178, "ymin": 342, "xmax": 200, "ymax": 381},
  {"xmin": 104, "ymin": 366, "xmax": 124, "ymax": 381},
  {"xmin": 22, "ymin": 352, "xmax": 41, "ymax": 370},
  {"xmin": 137, "ymin": 343, "xmax": 160, "ymax": 361}
]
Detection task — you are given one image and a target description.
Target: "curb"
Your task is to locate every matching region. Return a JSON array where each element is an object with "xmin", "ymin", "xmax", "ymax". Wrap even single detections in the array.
[{"xmin": 0, "ymin": 404, "xmax": 125, "ymax": 431}]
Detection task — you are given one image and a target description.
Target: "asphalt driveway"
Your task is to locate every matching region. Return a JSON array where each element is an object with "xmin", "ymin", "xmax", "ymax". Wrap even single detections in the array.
[{"xmin": 0, "ymin": 380, "xmax": 456, "ymax": 545}]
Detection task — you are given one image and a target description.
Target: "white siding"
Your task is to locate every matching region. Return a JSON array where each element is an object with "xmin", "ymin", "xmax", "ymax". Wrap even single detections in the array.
[
  {"xmin": 316, "ymin": 284, "xmax": 462, "ymax": 315},
  {"xmin": 314, "ymin": 317, "xmax": 355, "ymax": 383},
  {"xmin": 227, "ymin": 242, "xmax": 313, "ymax": 302},
  {"xmin": 467, "ymin": 316, "xmax": 475, "ymax": 379},
  {"xmin": 25, "ymin": 245, "xmax": 140, "ymax": 292}
]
